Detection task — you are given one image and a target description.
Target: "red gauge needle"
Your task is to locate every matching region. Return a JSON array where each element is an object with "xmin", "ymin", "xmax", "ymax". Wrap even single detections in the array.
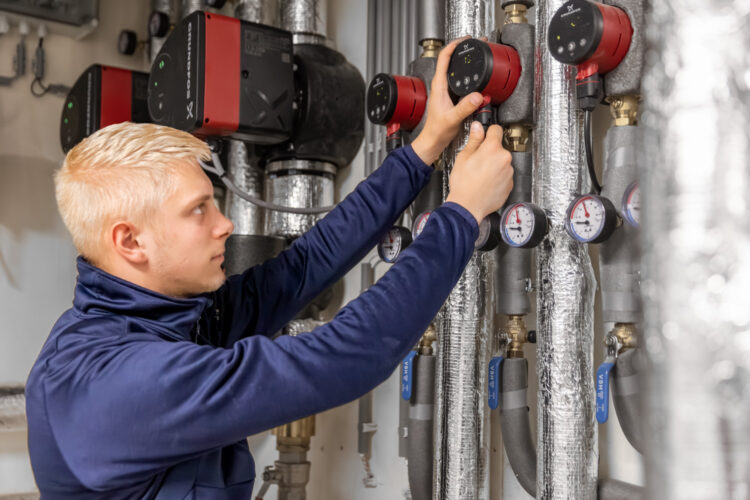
[
  {"xmin": 515, "ymin": 208, "xmax": 521, "ymax": 224},
  {"xmin": 583, "ymin": 200, "xmax": 590, "ymax": 218}
]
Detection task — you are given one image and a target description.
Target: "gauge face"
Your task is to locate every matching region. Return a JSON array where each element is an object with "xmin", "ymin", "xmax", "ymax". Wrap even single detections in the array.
[
  {"xmin": 475, "ymin": 212, "xmax": 500, "ymax": 251},
  {"xmin": 412, "ymin": 211, "xmax": 432, "ymax": 239},
  {"xmin": 502, "ymin": 203, "xmax": 537, "ymax": 247},
  {"xmin": 378, "ymin": 227, "xmax": 410, "ymax": 263},
  {"xmin": 622, "ymin": 182, "xmax": 640, "ymax": 227},
  {"xmin": 566, "ymin": 195, "xmax": 608, "ymax": 242}
]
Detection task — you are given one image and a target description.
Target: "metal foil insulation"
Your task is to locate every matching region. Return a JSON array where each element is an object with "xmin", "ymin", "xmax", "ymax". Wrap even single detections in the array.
[
  {"xmin": 280, "ymin": 0, "xmax": 326, "ymax": 38},
  {"xmin": 433, "ymin": 9, "xmax": 494, "ymax": 500},
  {"xmin": 264, "ymin": 160, "xmax": 335, "ymax": 239},
  {"xmin": 640, "ymin": 1, "xmax": 750, "ymax": 498},
  {"xmin": 283, "ymin": 319, "xmax": 325, "ymax": 337},
  {"xmin": 533, "ymin": 0, "xmax": 598, "ymax": 497},
  {"xmin": 150, "ymin": 0, "xmax": 175, "ymax": 62},
  {"xmin": 417, "ymin": 0, "xmax": 445, "ymax": 44},
  {"xmin": 496, "ymin": 151, "xmax": 532, "ymax": 316},
  {"xmin": 226, "ymin": 140, "xmax": 265, "ymax": 236},
  {"xmin": 0, "ymin": 386, "xmax": 26, "ymax": 431},
  {"xmin": 235, "ymin": 0, "xmax": 280, "ymax": 27},
  {"xmin": 180, "ymin": 0, "xmax": 203, "ymax": 17},
  {"xmin": 600, "ymin": 126, "xmax": 641, "ymax": 323}
]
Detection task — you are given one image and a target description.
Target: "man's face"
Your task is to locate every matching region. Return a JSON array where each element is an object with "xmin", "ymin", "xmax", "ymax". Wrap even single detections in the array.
[{"xmin": 142, "ymin": 162, "xmax": 234, "ymax": 297}]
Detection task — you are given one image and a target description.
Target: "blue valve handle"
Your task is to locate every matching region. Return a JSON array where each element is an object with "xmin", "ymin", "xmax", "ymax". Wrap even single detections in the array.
[
  {"xmin": 401, "ymin": 351, "xmax": 418, "ymax": 400},
  {"xmin": 596, "ymin": 359, "xmax": 616, "ymax": 423},
  {"xmin": 488, "ymin": 356, "xmax": 505, "ymax": 410}
]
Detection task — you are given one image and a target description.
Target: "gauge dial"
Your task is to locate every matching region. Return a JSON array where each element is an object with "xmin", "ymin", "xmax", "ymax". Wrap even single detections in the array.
[
  {"xmin": 377, "ymin": 226, "xmax": 413, "ymax": 263},
  {"xmin": 500, "ymin": 202, "xmax": 548, "ymax": 248},
  {"xmin": 621, "ymin": 182, "xmax": 640, "ymax": 228},
  {"xmin": 475, "ymin": 212, "xmax": 501, "ymax": 251},
  {"xmin": 565, "ymin": 194, "xmax": 619, "ymax": 243},
  {"xmin": 412, "ymin": 211, "xmax": 432, "ymax": 239}
]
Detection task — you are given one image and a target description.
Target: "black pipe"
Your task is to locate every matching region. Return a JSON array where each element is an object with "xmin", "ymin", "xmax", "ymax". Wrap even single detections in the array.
[
  {"xmin": 407, "ymin": 353, "xmax": 435, "ymax": 500},
  {"xmin": 500, "ymin": 358, "xmax": 536, "ymax": 497},
  {"xmin": 612, "ymin": 349, "xmax": 642, "ymax": 453}
]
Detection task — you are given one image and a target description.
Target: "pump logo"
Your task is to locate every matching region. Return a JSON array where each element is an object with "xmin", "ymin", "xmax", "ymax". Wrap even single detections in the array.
[
  {"xmin": 458, "ymin": 43, "xmax": 475, "ymax": 56},
  {"xmin": 562, "ymin": 4, "xmax": 581, "ymax": 17},
  {"xmin": 186, "ymin": 21, "xmax": 194, "ymax": 120}
]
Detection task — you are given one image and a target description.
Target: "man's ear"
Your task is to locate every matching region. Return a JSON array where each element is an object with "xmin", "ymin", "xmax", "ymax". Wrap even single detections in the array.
[{"xmin": 111, "ymin": 221, "xmax": 148, "ymax": 265}]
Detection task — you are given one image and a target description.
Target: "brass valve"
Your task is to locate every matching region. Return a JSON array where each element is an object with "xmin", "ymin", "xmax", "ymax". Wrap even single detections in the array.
[
  {"xmin": 421, "ymin": 39, "xmax": 443, "ymax": 59},
  {"xmin": 502, "ymin": 315, "xmax": 529, "ymax": 359},
  {"xmin": 504, "ymin": 3, "xmax": 528, "ymax": 25},
  {"xmin": 503, "ymin": 124, "xmax": 531, "ymax": 153},
  {"xmin": 418, "ymin": 323, "xmax": 437, "ymax": 355},
  {"xmin": 609, "ymin": 95, "xmax": 640, "ymax": 127},
  {"xmin": 272, "ymin": 415, "xmax": 316, "ymax": 451},
  {"xmin": 611, "ymin": 322, "xmax": 638, "ymax": 353}
]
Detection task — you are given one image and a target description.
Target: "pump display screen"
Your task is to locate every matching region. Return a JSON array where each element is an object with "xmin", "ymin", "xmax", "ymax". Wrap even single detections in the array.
[
  {"xmin": 548, "ymin": 0, "xmax": 603, "ymax": 64},
  {"xmin": 448, "ymin": 38, "xmax": 491, "ymax": 97},
  {"xmin": 366, "ymin": 73, "xmax": 397, "ymax": 125}
]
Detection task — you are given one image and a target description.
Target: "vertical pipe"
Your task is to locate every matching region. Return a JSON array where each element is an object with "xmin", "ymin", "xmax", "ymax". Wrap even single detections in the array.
[
  {"xmin": 365, "ymin": 0, "xmax": 377, "ymax": 177},
  {"xmin": 280, "ymin": 0, "xmax": 327, "ymax": 37},
  {"xmin": 390, "ymin": 0, "xmax": 400, "ymax": 75},
  {"xmin": 641, "ymin": 1, "xmax": 750, "ymax": 499},
  {"xmin": 533, "ymin": 0, "xmax": 598, "ymax": 498},
  {"xmin": 180, "ymin": 0, "xmax": 204, "ymax": 17},
  {"xmin": 376, "ymin": 0, "xmax": 391, "ymax": 170},
  {"xmin": 150, "ymin": 0, "xmax": 175, "ymax": 63},
  {"xmin": 234, "ymin": 0, "xmax": 280, "ymax": 28},
  {"xmin": 433, "ymin": 3, "xmax": 494, "ymax": 499},
  {"xmin": 399, "ymin": 0, "xmax": 409, "ymax": 75}
]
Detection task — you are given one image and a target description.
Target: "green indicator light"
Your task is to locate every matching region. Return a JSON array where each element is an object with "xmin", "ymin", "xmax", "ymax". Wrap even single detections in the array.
[
  {"xmin": 154, "ymin": 81, "xmax": 158, "ymax": 87},
  {"xmin": 64, "ymin": 118, "xmax": 68, "ymax": 124},
  {"xmin": 159, "ymin": 60, "xmax": 165, "ymax": 69},
  {"xmin": 67, "ymin": 102, "xmax": 73, "ymax": 109}
]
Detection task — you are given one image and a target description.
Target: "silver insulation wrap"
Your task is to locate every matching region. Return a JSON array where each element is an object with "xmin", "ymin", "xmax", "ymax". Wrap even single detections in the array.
[
  {"xmin": 265, "ymin": 160, "xmax": 335, "ymax": 239},
  {"xmin": 533, "ymin": 0, "xmax": 598, "ymax": 498},
  {"xmin": 281, "ymin": 0, "xmax": 326, "ymax": 38},
  {"xmin": 235, "ymin": 0, "xmax": 280, "ymax": 28},
  {"xmin": 0, "ymin": 386, "xmax": 26, "ymax": 431},
  {"xmin": 433, "ymin": 2, "xmax": 494, "ymax": 499},
  {"xmin": 225, "ymin": 141, "xmax": 265, "ymax": 236},
  {"xmin": 283, "ymin": 319, "xmax": 325, "ymax": 337},
  {"xmin": 180, "ymin": 0, "xmax": 204, "ymax": 17},
  {"xmin": 641, "ymin": 2, "xmax": 750, "ymax": 499}
]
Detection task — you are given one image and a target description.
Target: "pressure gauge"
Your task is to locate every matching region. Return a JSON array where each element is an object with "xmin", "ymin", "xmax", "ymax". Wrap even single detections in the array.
[
  {"xmin": 378, "ymin": 226, "xmax": 413, "ymax": 263},
  {"xmin": 621, "ymin": 181, "xmax": 640, "ymax": 228},
  {"xmin": 565, "ymin": 194, "xmax": 619, "ymax": 243},
  {"xmin": 500, "ymin": 202, "xmax": 548, "ymax": 248},
  {"xmin": 476, "ymin": 212, "xmax": 501, "ymax": 251},
  {"xmin": 412, "ymin": 211, "xmax": 432, "ymax": 239}
]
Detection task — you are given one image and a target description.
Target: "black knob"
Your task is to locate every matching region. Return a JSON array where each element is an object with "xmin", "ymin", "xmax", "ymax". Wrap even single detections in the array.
[
  {"xmin": 118, "ymin": 30, "xmax": 138, "ymax": 55},
  {"xmin": 148, "ymin": 11, "xmax": 171, "ymax": 38},
  {"xmin": 527, "ymin": 330, "xmax": 536, "ymax": 344},
  {"xmin": 205, "ymin": 0, "xmax": 227, "ymax": 7}
]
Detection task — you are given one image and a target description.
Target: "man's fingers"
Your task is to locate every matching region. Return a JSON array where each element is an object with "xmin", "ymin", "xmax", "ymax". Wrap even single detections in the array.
[
  {"xmin": 484, "ymin": 124, "xmax": 504, "ymax": 145},
  {"xmin": 433, "ymin": 36, "xmax": 470, "ymax": 92},
  {"xmin": 450, "ymin": 92, "xmax": 484, "ymax": 124},
  {"xmin": 462, "ymin": 121, "xmax": 485, "ymax": 155}
]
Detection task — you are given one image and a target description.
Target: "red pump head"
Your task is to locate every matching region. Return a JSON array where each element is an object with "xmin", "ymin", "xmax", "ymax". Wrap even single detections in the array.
[
  {"xmin": 447, "ymin": 38, "xmax": 521, "ymax": 104},
  {"xmin": 367, "ymin": 73, "xmax": 427, "ymax": 151}
]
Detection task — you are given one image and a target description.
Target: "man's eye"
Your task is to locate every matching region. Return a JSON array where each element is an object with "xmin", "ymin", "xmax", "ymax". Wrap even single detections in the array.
[{"xmin": 193, "ymin": 204, "xmax": 206, "ymax": 215}]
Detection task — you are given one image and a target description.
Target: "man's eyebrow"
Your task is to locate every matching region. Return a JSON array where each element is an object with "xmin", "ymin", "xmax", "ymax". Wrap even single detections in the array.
[{"xmin": 184, "ymin": 193, "xmax": 212, "ymax": 207}]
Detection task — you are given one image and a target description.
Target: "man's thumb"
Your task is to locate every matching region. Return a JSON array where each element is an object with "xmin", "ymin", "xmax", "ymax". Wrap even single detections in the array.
[
  {"xmin": 463, "ymin": 121, "xmax": 484, "ymax": 154},
  {"xmin": 451, "ymin": 93, "xmax": 484, "ymax": 124}
]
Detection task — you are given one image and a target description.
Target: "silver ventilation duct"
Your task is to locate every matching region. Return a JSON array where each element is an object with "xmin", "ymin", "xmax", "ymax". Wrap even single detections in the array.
[
  {"xmin": 641, "ymin": 1, "xmax": 750, "ymax": 498},
  {"xmin": 433, "ymin": 2, "xmax": 494, "ymax": 499},
  {"xmin": 235, "ymin": 0, "xmax": 280, "ymax": 28},
  {"xmin": 533, "ymin": 0, "xmax": 598, "ymax": 498}
]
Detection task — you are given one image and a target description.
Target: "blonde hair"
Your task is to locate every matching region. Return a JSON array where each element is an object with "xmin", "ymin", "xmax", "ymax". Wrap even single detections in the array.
[{"xmin": 55, "ymin": 122, "xmax": 211, "ymax": 264}]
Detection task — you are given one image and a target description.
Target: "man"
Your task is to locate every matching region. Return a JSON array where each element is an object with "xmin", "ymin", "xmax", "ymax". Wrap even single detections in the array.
[{"xmin": 26, "ymin": 39, "xmax": 513, "ymax": 498}]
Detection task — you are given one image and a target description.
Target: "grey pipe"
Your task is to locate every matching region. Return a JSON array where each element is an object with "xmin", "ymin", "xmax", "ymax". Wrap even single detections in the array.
[
  {"xmin": 611, "ymin": 349, "xmax": 642, "ymax": 453},
  {"xmin": 496, "ymin": 151, "xmax": 532, "ymax": 316},
  {"xmin": 180, "ymin": 0, "xmax": 203, "ymax": 17},
  {"xmin": 640, "ymin": 1, "xmax": 750, "ymax": 498},
  {"xmin": 0, "ymin": 386, "xmax": 26, "ymax": 431},
  {"xmin": 358, "ymin": 263, "xmax": 376, "ymax": 458},
  {"xmin": 417, "ymin": 0, "xmax": 445, "ymax": 44},
  {"xmin": 600, "ymin": 125, "xmax": 640, "ymax": 324},
  {"xmin": 225, "ymin": 140, "xmax": 265, "ymax": 236},
  {"xmin": 434, "ymin": 3, "xmax": 494, "ymax": 498},
  {"xmin": 533, "ymin": 0, "xmax": 598, "ymax": 497},
  {"xmin": 280, "ymin": 0, "xmax": 326, "ymax": 37},
  {"xmin": 598, "ymin": 479, "xmax": 643, "ymax": 500},
  {"xmin": 399, "ymin": 0, "xmax": 409, "ymax": 75},
  {"xmin": 500, "ymin": 358, "xmax": 536, "ymax": 497},
  {"xmin": 235, "ymin": 0, "xmax": 280, "ymax": 28},
  {"xmin": 364, "ymin": 0, "xmax": 377, "ymax": 177},
  {"xmin": 407, "ymin": 354, "xmax": 435, "ymax": 500},
  {"xmin": 150, "ymin": 0, "xmax": 175, "ymax": 63},
  {"xmin": 390, "ymin": 0, "xmax": 400, "ymax": 75}
]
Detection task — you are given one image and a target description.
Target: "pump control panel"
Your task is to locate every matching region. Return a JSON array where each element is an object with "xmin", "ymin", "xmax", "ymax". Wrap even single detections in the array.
[
  {"xmin": 148, "ymin": 11, "xmax": 294, "ymax": 144},
  {"xmin": 548, "ymin": 0, "xmax": 632, "ymax": 79},
  {"xmin": 565, "ymin": 194, "xmax": 620, "ymax": 243},
  {"xmin": 500, "ymin": 202, "xmax": 548, "ymax": 248},
  {"xmin": 367, "ymin": 73, "xmax": 427, "ymax": 152},
  {"xmin": 60, "ymin": 65, "xmax": 150, "ymax": 153},
  {"xmin": 447, "ymin": 38, "xmax": 521, "ymax": 104}
]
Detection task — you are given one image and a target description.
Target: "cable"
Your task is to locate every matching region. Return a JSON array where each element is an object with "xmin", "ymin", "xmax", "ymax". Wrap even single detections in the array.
[
  {"xmin": 199, "ymin": 152, "xmax": 336, "ymax": 215},
  {"xmin": 584, "ymin": 109, "xmax": 602, "ymax": 194}
]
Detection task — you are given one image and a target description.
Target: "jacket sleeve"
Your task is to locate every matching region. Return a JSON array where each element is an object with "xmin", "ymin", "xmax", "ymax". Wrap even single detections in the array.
[
  {"xmin": 42, "ymin": 202, "xmax": 478, "ymax": 491},
  {"xmin": 212, "ymin": 145, "xmax": 434, "ymax": 346}
]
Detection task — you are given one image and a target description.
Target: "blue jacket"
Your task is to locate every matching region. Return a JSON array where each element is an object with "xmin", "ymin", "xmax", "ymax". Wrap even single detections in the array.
[{"xmin": 26, "ymin": 146, "xmax": 479, "ymax": 499}]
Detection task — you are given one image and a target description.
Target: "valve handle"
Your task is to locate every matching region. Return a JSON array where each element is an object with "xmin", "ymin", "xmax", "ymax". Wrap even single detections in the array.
[
  {"xmin": 488, "ymin": 356, "xmax": 504, "ymax": 410},
  {"xmin": 596, "ymin": 357, "xmax": 616, "ymax": 423},
  {"xmin": 401, "ymin": 351, "xmax": 417, "ymax": 400}
]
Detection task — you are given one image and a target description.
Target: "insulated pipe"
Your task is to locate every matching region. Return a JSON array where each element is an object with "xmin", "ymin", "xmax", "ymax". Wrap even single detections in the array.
[
  {"xmin": 235, "ymin": 0, "xmax": 280, "ymax": 28},
  {"xmin": 598, "ymin": 479, "xmax": 643, "ymax": 500},
  {"xmin": 407, "ymin": 354, "xmax": 436, "ymax": 500},
  {"xmin": 533, "ymin": 0, "xmax": 598, "ymax": 498},
  {"xmin": 640, "ymin": 2, "xmax": 750, "ymax": 497},
  {"xmin": 500, "ymin": 358, "xmax": 536, "ymax": 497},
  {"xmin": 417, "ymin": 0, "xmax": 445, "ymax": 44},
  {"xmin": 281, "ymin": 0, "xmax": 326, "ymax": 41},
  {"xmin": 0, "ymin": 386, "xmax": 26, "ymax": 431},
  {"xmin": 433, "ymin": 2, "xmax": 494, "ymax": 499},
  {"xmin": 180, "ymin": 0, "xmax": 203, "ymax": 17},
  {"xmin": 611, "ymin": 348, "xmax": 641, "ymax": 453}
]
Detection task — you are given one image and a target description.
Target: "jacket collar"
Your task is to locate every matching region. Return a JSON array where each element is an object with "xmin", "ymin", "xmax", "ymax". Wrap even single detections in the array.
[{"xmin": 72, "ymin": 257, "xmax": 213, "ymax": 339}]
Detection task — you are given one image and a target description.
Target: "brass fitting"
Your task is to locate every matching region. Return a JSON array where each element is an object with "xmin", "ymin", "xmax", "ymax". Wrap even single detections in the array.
[
  {"xmin": 421, "ymin": 39, "xmax": 443, "ymax": 59},
  {"xmin": 418, "ymin": 323, "xmax": 437, "ymax": 355},
  {"xmin": 504, "ymin": 3, "xmax": 528, "ymax": 24},
  {"xmin": 609, "ymin": 95, "xmax": 640, "ymax": 127},
  {"xmin": 611, "ymin": 322, "xmax": 638, "ymax": 353},
  {"xmin": 503, "ymin": 315, "xmax": 528, "ymax": 359},
  {"xmin": 503, "ymin": 124, "xmax": 531, "ymax": 153},
  {"xmin": 273, "ymin": 415, "xmax": 316, "ymax": 451}
]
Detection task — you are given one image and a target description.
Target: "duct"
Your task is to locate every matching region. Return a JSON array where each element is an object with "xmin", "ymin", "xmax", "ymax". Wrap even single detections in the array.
[
  {"xmin": 234, "ymin": 0, "xmax": 280, "ymax": 28},
  {"xmin": 407, "ymin": 353, "xmax": 435, "ymax": 500},
  {"xmin": 433, "ymin": 7, "xmax": 494, "ymax": 498},
  {"xmin": 225, "ymin": 140, "xmax": 265, "ymax": 237},
  {"xmin": 280, "ymin": 0, "xmax": 326, "ymax": 42},
  {"xmin": 417, "ymin": 0, "xmax": 445, "ymax": 44},
  {"xmin": 533, "ymin": 0, "xmax": 598, "ymax": 497},
  {"xmin": 264, "ymin": 160, "xmax": 336, "ymax": 239},
  {"xmin": 0, "ymin": 386, "xmax": 26, "ymax": 431},
  {"xmin": 179, "ymin": 0, "xmax": 203, "ymax": 18},
  {"xmin": 640, "ymin": 1, "xmax": 750, "ymax": 498},
  {"xmin": 150, "ymin": 0, "xmax": 175, "ymax": 62}
]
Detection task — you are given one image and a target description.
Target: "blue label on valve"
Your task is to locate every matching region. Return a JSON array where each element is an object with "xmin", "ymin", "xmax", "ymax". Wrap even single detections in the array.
[
  {"xmin": 401, "ymin": 351, "xmax": 417, "ymax": 400},
  {"xmin": 488, "ymin": 356, "xmax": 504, "ymax": 410},
  {"xmin": 596, "ymin": 361, "xmax": 615, "ymax": 423}
]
